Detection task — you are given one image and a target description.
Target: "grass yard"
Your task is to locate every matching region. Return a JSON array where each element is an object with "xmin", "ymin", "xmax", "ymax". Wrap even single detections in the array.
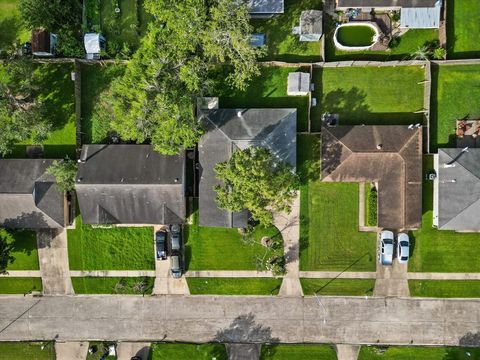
[
  {"xmin": 298, "ymin": 135, "xmax": 377, "ymax": 272},
  {"xmin": 151, "ymin": 343, "xmax": 228, "ymax": 360},
  {"xmin": 358, "ymin": 346, "xmax": 480, "ymax": 360},
  {"xmin": 0, "ymin": 342, "xmax": 55, "ymax": 360},
  {"xmin": 325, "ymin": 15, "xmax": 439, "ymax": 61},
  {"xmin": 409, "ymin": 156, "xmax": 480, "ymax": 273},
  {"xmin": 311, "ymin": 65, "xmax": 426, "ymax": 131},
  {"xmin": 446, "ymin": 0, "xmax": 480, "ymax": 59},
  {"xmin": 0, "ymin": 0, "xmax": 30, "ymax": 50},
  {"xmin": 409, "ymin": 280, "xmax": 480, "ymax": 298},
  {"xmin": 430, "ymin": 64, "xmax": 480, "ymax": 151},
  {"xmin": 251, "ymin": 0, "xmax": 322, "ymax": 62},
  {"xmin": 101, "ymin": 0, "xmax": 141, "ymax": 50},
  {"xmin": 72, "ymin": 277, "xmax": 154, "ymax": 295},
  {"xmin": 87, "ymin": 342, "xmax": 117, "ymax": 360},
  {"xmin": 185, "ymin": 203, "xmax": 283, "ymax": 270},
  {"xmin": 215, "ymin": 66, "xmax": 310, "ymax": 132},
  {"xmin": 67, "ymin": 211, "xmax": 154, "ymax": 270},
  {"xmin": 300, "ymin": 278, "xmax": 375, "ymax": 296},
  {"xmin": 260, "ymin": 344, "xmax": 337, "ymax": 360},
  {"xmin": 187, "ymin": 278, "xmax": 283, "ymax": 295},
  {"xmin": 6, "ymin": 230, "xmax": 38, "ymax": 270},
  {"xmin": 0, "ymin": 278, "xmax": 42, "ymax": 294},
  {"xmin": 80, "ymin": 63, "xmax": 125, "ymax": 143}
]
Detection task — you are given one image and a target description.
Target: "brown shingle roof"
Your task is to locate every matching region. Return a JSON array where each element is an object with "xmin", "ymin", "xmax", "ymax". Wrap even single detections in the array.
[{"xmin": 321, "ymin": 125, "xmax": 422, "ymax": 229}]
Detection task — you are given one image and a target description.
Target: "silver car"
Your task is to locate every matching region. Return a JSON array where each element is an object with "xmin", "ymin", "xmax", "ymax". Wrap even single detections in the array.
[
  {"xmin": 170, "ymin": 254, "xmax": 182, "ymax": 278},
  {"xmin": 379, "ymin": 230, "xmax": 394, "ymax": 266},
  {"xmin": 397, "ymin": 233, "xmax": 410, "ymax": 264}
]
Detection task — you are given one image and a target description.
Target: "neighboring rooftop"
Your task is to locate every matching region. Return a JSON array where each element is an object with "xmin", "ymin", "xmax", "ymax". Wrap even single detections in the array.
[
  {"xmin": 336, "ymin": 0, "xmax": 438, "ymax": 8},
  {"xmin": 436, "ymin": 148, "xmax": 480, "ymax": 231},
  {"xmin": 321, "ymin": 125, "xmax": 422, "ymax": 230},
  {"xmin": 400, "ymin": 3, "xmax": 441, "ymax": 28},
  {"xmin": 287, "ymin": 72, "xmax": 311, "ymax": 96},
  {"xmin": 300, "ymin": 10, "xmax": 323, "ymax": 41},
  {"xmin": 247, "ymin": 0, "xmax": 284, "ymax": 14},
  {"xmin": 76, "ymin": 145, "xmax": 185, "ymax": 225},
  {"xmin": 0, "ymin": 159, "xmax": 65, "ymax": 229},
  {"xmin": 199, "ymin": 108, "xmax": 297, "ymax": 228}
]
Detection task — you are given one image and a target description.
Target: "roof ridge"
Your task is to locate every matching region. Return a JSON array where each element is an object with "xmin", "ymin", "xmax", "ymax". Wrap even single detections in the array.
[
  {"xmin": 442, "ymin": 195, "xmax": 480, "ymax": 230},
  {"xmin": 441, "ymin": 149, "xmax": 480, "ymax": 182},
  {"xmin": 398, "ymin": 128, "xmax": 421, "ymax": 156},
  {"xmin": 202, "ymin": 112, "xmax": 233, "ymax": 142}
]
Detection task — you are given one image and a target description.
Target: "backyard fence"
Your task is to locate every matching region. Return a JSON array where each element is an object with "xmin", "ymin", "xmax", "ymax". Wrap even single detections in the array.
[
  {"xmin": 424, "ymin": 61, "xmax": 432, "ymax": 154},
  {"xmin": 431, "ymin": 58, "xmax": 480, "ymax": 66},
  {"xmin": 74, "ymin": 60, "xmax": 82, "ymax": 160},
  {"xmin": 318, "ymin": 60, "xmax": 428, "ymax": 68}
]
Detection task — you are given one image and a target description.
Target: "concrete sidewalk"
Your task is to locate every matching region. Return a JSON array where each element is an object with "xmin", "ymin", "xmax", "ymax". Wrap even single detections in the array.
[
  {"xmin": 186, "ymin": 271, "xmax": 272, "ymax": 278},
  {"xmin": 299, "ymin": 271, "xmax": 377, "ymax": 279},
  {"xmin": 70, "ymin": 270, "xmax": 155, "ymax": 277}
]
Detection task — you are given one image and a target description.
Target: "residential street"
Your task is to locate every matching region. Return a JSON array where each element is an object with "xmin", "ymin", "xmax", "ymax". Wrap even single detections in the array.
[{"xmin": 0, "ymin": 295, "xmax": 479, "ymax": 345}]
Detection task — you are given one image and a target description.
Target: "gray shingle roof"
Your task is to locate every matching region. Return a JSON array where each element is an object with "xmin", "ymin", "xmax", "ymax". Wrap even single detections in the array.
[
  {"xmin": 247, "ymin": 0, "xmax": 284, "ymax": 14},
  {"xmin": 0, "ymin": 159, "xmax": 65, "ymax": 229},
  {"xmin": 337, "ymin": 0, "xmax": 438, "ymax": 7},
  {"xmin": 437, "ymin": 148, "xmax": 480, "ymax": 231},
  {"xmin": 321, "ymin": 125, "xmax": 422, "ymax": 230},
  {"xmin": 199, "ymin": 109, "xmax": 297, "ymax": 228},
  {"xmin": 76, "ymin": 145, "xmax": 185, "ymax": 225}
]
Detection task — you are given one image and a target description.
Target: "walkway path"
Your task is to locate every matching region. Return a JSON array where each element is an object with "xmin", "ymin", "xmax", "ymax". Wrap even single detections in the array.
[
  {"xmin": 275, "ymin": 194, "xmax": 303, "ymax": 296},
  {"xmin": 0, "ymin": 296, "xmax": 479, "ymax": 345},
  {"xmin": 186, "ymin": 271, "xmax": 272, "ymax": 278},
  {"xmin": 37, "ymin": 229, "xmax": 73, "ymax": 295},
  {"xmin": 300, "ymin": 271, "xmax": 377, "ymax": 279},
  {"xmin": 375, "ymin": 260, "xmax": 409, "ymax": 297},
  {"xmin": 69, "ymin": 270, "xmax": 155, "ymax": 277},
  {"xmin": 55, "ymin": 341, "xmax": 88, "ymax": 360}
]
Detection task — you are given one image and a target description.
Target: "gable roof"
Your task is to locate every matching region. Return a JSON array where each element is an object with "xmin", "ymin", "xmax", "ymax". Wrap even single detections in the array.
[
  {"xmin": 247, "ymin": 0, "xmax": 284, "ymax": 14},
  {"xmin": 0, "ymin": 159, "xmax": 65, "ymax": 229},
  {"xmin": 437, "ymin": 149, "xmax": 480, "ymax": 231},
  {"xmin": 321, "ymin": 125, "xmax": 422, "ymax": 229},
  {"xmin": 76, "ymin": 145, "xmax": 185, "ymax": 225},
  {"xmin": 199, "ymin": 108, "xmax": 296, "ymax": 228},
  {"xmin": 337, "ymin": 0, "xmax": 438, "ymax": 7}
]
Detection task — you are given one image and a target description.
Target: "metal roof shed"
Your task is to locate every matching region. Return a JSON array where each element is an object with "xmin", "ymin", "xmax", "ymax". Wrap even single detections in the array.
[
  {"xmin": 287, "ymin": 72, "xmax": 311, "ymax": 96},
  {"xmin": 247, "ymin": 0, "xmax": 284, "ymax": 15},
  {"xmin": 84, "ymin": 33, "xmax": 106, "ymax": 60},
  {"xmin": 300, "ymin": 10, "xmax": 323, "ymax": 41},
  {"xmin": 400, "ymin": 1, "xmax": 442, "ymax": 28}
]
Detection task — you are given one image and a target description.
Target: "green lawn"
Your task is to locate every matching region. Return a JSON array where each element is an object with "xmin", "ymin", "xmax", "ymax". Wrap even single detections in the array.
[
  {"xmin": 187, "ymin": 278, "xmax": 282, "ymax": 295},
  {"xmin": 298, "ymin": 135, "xmax": 376, "ymax": 271},
  {"xmin": 6, "ymin": 230, "xmax": 38, "ymax": 270},
  {"xmin": 409, "ymin": 156, "xmax": 480, "ymax": 273},
  {"xmin": 185, "ymin": 203, "xmax": 282, "ymax": 270},
  {"xmin": 252, "ymin": 0, "xmax": 322, "ymax": 62},
  {"xmin": 446, "ymin": 0, "xmax": 480, "ymax": 59},
  {"xmin": 260, "ymin": 344, "xmax": 337, "ymax": 360},
  {"xmin": 409, "ymin": 280, "xmax": 480, "ymax": 298},
  {"xmin": 72, "ymin": 277, "xmax": 154, "ymax": 295},
  {"xmin": 0, "ymin": 0, "xmax": 30, "ymax": 50},
  {"xmin": 151, "ymin": 343, "xmax": 228, "ymax": 360},
  {"xmin": 0, "ymin": 342, "xmax": 55, "ymax": 360},
  {"xmin": 430, "ymin": 64, "xmax": 480, "ymax": 151},
  {"xmin": 311, "ymin": 65, "xmax": 426, "ymax": 131},
  {"xmin": 0, "ymin": 278, "xmax": 42, "ymax": 294},
  {"xmin": 325, "ymin": 15, "xmax": 439, "ymax": 61},
  {"xmin": 215, "ymin": 66, "xmax": 310, "ymax": 132},
  {"xmin": 300, "ymin": 278, "xmax": 375, "ymax": 296},
  {"xmin": 67, "ymin": 212, "xmax": 154, "ymax": 270},
  {"xmin": 80, "ymin": 63, "xmax": 125, "ymax": 143},
  {"xmin": 358, "ymin": 346, "xmax": 480, "ymax": 360},
  {"xmin": 87, "ymin": 342, "xmax": 117, "ymax": 360},
  {"xmin": 101, "ymin": 0, "xmax": 141, "ymax": 51}
]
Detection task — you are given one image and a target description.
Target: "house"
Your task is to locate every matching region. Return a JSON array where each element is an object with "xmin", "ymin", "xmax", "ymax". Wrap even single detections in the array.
[
  {"xmin": 287, "ymin": 72, "xmax": 311, "ymax": 96},
  {"xmin": 433, "ymin": 148, "xmax": 480, "ymax": 231},
  {"xmin": 0, "ymin": 159, "xmax": 65, "ymax": 229},
  {"xmin": 299, "ymin": 10, "xmax": 323, "ymax": 41},
  {"xmin": 321, "ymin": 125, "xmax": 422, "ymax": 229},
  {"xmin": 247, "ymin": 0, "xmax": 284, "ymax": 17},
  {"xmin": 198, "ymin": 108, "xmax": 297, "ymax": 228},
  {"xmin": 84, "ymin": 33, "xmax": 106, "ymax": 60},
  {"xmin": 336, "ymin": 0, "xmax": 442, "ymax": 29},
  {"xmin": 75, "ymin": 145, "xmax": 185, "ymax": 225},
  {"xmin": 31, "ymin": 29, "xmax": 57, "ymax": 57}
]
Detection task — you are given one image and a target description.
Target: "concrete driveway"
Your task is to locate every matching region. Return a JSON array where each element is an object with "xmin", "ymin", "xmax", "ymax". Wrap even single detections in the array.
[{"xmin": 0, "ymin": 296, "xmax": 479, "ymax": 346}]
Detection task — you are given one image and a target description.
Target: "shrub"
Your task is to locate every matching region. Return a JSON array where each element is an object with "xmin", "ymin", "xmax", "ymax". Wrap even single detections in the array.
[{"xmin": 367, "ymin": 186, "xmax": 378, "ymax": 226}]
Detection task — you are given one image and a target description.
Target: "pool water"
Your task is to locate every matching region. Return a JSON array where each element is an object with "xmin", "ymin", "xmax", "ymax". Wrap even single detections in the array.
[{"xmin": 336, "ymin": 25, "xmax": 376, "ymax": 47}]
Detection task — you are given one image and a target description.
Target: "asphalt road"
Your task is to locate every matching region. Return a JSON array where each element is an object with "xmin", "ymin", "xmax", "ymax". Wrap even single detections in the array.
[{"xmin": 0, "ymin": 295, "xmax": 479, "ymax": 346}]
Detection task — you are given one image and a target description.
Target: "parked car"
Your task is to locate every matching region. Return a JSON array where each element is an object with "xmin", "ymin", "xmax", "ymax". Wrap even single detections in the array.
[
  {"xmin": 155, "ymin": 230, "xmax": 167, "ymax": 260},
  {"xmin": 170, "ymin": 224, "xmax": 182, "ymax": 251},
  {"xmin": 170, "ymin": 253, "xmax": 182, "ymax": 278},
  {"xmin": 397, "ymin": 233, "xmax": 410, "ymax": 264},
  {"xmin": 379, "ymin": 230, "xmax": 394, "ymax": 265}
]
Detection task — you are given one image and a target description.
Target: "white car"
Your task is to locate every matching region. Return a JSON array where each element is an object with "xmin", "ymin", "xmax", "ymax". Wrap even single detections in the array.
[
  {"xmin": 397, "ymin": 233, "xmax": 410, "ymax": 264},
  {"xmin": 379, "ymin": 230, "xmax": 394, "ymax": 266}
]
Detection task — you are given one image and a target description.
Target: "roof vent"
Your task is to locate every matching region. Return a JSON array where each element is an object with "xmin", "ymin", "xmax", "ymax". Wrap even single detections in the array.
[
  {"xmin": 237, "ymin": 111, "xmax": 243, "ymax": 117},
  {"xmin": 120, "ymin": 178, "xmax": 125, "ymax": 183},
  {"xmin": 376, "ymin": 144, "xmax": 383, "ymax": 150},
  {"xmin": 174, "ymin": 178, "xmax": 179, "ymax": 183},
  {"xmin": 77, "ymin": 177, "xmax": 82, "ymax": 182}
]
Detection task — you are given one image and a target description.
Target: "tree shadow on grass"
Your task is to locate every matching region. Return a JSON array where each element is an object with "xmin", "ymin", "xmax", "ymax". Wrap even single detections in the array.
[{"xmin": 7, "ymin": 229, "xmax": 37, "ymax": 257}]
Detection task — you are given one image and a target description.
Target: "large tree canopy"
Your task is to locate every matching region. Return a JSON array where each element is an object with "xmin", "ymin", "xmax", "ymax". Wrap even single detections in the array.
[
  {"xmin": 47, "ymin": 157, "xmax": 77, "ymax": 193},
  {"xmin": 214, "ymin": 147, "xmax": 298, "ymax": 226},
  {"xmin": 0, "ymin": 229, "xmax": 14, "ymax": 275},
  {"xmin": 101, "ymin": 0, "xmax": 263, "ymax": 154},
  {"xmin": 0, "ymin": 59, "xmax": 51, "ymax": 155}
]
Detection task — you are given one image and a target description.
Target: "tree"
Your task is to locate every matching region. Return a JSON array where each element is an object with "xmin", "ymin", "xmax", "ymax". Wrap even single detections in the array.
[
  {"xmin": 0, "ymin": 229, "xmax": 14, "ymax": 275},
  {"xmin": 0, "ymin": 59, "xmax": 51, "ymax": 155},
  {"xmin": 432, "ymin": 47, "xmax": 446, "ymax": 60},
  {"xmin": 410, "ymin": 45, "xmax": 431, "ymax": 60},
  {"xmin": 214, "ymin": 147, "xmax": 298, "ymax": 226},
  {"xmin": 47, "ymin": 157, "xmax": 77, "ymax": 193}
]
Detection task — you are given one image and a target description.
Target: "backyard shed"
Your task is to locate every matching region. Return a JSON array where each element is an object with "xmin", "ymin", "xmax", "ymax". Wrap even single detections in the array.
[
  {"xmin": 300, "ymin": 10, "xmax": 323, "ymax": 41},
  {"xmin": 247, "ymin": 0, "xmax": 284, "ymax": 16},
  {"xmin": 84, "ymin": 33, "xmax": 106, "ymax": 60},
  {"xmin": 31, "ymin": 29, "xmax": 57, "ymax": 57},
  {"xmin": 400, "ymin": 1, "xmax": 442, "ymax": 29},
  {"xmin": 287, "ymin": 72, "xmax": 311, "ymax": 96}
]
